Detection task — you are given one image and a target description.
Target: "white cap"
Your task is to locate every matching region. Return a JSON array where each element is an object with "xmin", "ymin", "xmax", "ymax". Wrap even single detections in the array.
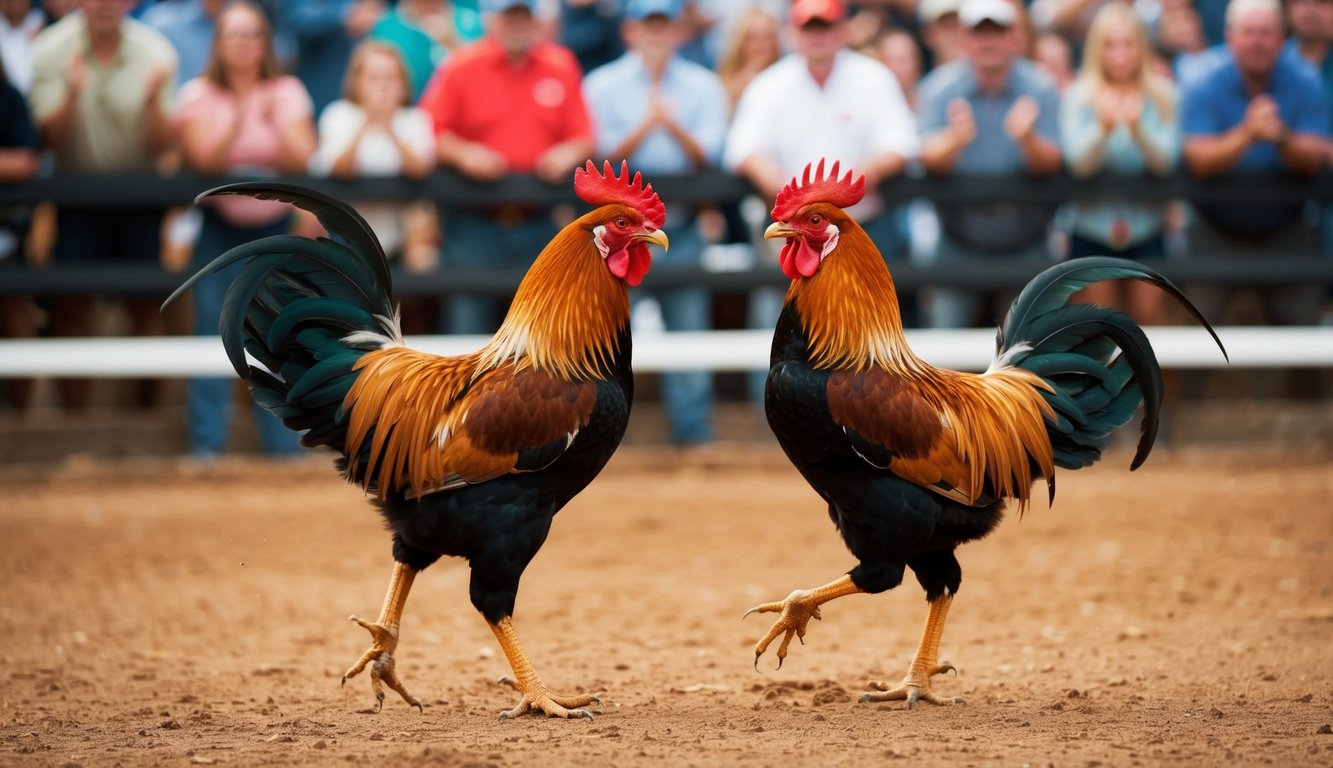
[
  {"xmin": 919, "ymin": 0, "xmax": 963, "ymax": 24},
  {"xmin": 959, "ymin": 0, "xmax": 1016, "ymax": 28}
]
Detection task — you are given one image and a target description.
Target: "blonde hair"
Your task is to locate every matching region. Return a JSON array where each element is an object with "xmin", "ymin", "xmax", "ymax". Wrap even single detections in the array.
[
  {"xmin": 204, "ymin": 1, "xmax": 283, "ymax": 89},
  {"xmin": 716, "ymin": 8, "xmax": 782, "ymax": 89},
  {"xmin": 1076, "ymin": 2, "xmax": 1174, "ymax": 121},
  {"xmin": 342, "ymin": 41, "xmax": 413, "ymax": 107}
]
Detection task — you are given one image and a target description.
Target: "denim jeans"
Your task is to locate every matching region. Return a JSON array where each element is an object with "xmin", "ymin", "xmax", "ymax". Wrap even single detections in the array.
[
  {"xmin": 439, "ymin": 209, "xmax": 557, "ymax": 334},
  {"xmin": 187, "ymin": 209, "xmax": 303, "ymax": 458},
  {"xmin": 631, "ymin": 222, "xmax": 714, "ymax": 445}
]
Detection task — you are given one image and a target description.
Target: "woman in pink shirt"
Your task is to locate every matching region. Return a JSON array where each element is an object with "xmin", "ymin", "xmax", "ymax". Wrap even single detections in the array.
[{"xmin": 174, "ymin": 0, "xmax": 316, "ymax": 460}]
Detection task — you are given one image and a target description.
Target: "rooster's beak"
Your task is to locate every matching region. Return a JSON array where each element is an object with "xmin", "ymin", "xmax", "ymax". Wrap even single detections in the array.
[
  {"xmin": 764, "ymin": 222, "xmax": 796, "ymax": 240},
  {"xmin": 637, "ymin": 228, "xmax": 669, "ymax": 251}
]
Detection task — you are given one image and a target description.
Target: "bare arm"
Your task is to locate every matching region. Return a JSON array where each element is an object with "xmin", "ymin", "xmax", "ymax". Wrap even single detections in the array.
[
  {"xmin": 179, "ymin": 111, "xmax": 243, "ymax": 175},
  {"xmin": 273, "ymin": 115, "xmax": 317, "ymax": 174},
  {"xmin": 0, "ymin": 148, "xmax": 39, "ymax": 182},
  {"xmin": 438, "ymin": 131, "xmax": 507, "ymax": 181},
  {"xmin": 1277, "ymin": 133, "xmax": 1327, "ymax": 176},
  {"xmin": 920, "ymin": 128, "xmax": 968, "ymax": 174},
  {"xmin": 1181, "ymin": 123, "xmax": 1254, "ymax": 177},
  {"xmin": 734, "ymin": 152, "xmax": 788, "ymax": 201},
  {"xmin": 1016, "ymin": 131, "xmax": 1063, "ymax": 175}
]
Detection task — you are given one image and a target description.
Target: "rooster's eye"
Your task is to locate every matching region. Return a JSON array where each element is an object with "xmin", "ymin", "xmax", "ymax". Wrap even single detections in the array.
[
  {"xmin": 809, "ymin": 214, "xmax": 823, "ymax": 226},
  {"xmin": 615, "ymin": 217, "xmax": 628, "ymax": 228}
]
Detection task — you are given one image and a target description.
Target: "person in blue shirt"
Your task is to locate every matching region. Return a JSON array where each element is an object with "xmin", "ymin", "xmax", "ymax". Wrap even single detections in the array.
[
  {"xmin": 916, "ymin": 0, "xmax": 1063, "ymax": 329},
  {"xmin": 583, "ymin": 0, "xmax": 727, "ymax": 448},
  {"xmin": 281, "ymin": 0, "xmax": 385, "ymax": 115},
  {"xmin": 142, "ymin": 0, "xmax": 225, "ymax": 84},
  {"xmin": 1181, "ymin": 0, "xmax": 1326, "ymax": 321}
]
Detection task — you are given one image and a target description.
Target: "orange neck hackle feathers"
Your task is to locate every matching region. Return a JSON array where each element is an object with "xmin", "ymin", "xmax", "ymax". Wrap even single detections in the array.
[
  {"xmin": 576, "ymin": 160, "xmax": 665, "ymax": 229},
  {"xmin": 771, "ymin": 158, "xmax": 866, "ymax": 222},
  {"xmin": 775, "ymin": 159, "xmax": 916, "ymax": 373}
]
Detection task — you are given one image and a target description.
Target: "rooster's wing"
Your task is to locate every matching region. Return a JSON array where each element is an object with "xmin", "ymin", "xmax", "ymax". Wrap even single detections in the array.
[
  {"xmin": 825, "ymin": 367, "xmax": 1055, "ymax": 509},
  {"xmin": 344, "ymin": 347, "xmax": 598, "ymax": 499}
]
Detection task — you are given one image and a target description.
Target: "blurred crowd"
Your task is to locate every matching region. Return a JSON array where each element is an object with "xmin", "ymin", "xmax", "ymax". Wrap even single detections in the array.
[{"xmin": 0, "ymin": 0, "xmax": 1329, "ymax": 453}]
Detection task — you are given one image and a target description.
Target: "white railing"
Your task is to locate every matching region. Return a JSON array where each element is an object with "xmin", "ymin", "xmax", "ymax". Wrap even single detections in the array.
[{"xmin": 0, "ymin": 326, "xmax": 1308, "ymax": 377}]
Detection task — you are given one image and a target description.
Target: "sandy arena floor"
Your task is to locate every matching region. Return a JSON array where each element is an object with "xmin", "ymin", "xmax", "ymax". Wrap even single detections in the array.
[{"xmin": 1, "ymin": 445, "xmax": 1331, "ymax": 767}]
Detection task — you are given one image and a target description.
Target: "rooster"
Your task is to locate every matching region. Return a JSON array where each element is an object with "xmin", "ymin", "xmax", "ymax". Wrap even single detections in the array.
[
  {"xmin": 164, "ymin": 161, "xmax": 668, "ymax": 719},
  {"xmin": 745, "ymin": 160, "xmax": 1225, "ymax": 707}
]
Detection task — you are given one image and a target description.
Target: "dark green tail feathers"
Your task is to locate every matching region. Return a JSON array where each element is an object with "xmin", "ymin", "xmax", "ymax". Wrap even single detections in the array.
[
  {"xmin": 996, "ymin": 256, "xmax": 1227, "ymax": 472},
  {"xmin": 163, "ymin": 182, "xmax": 400, "ymax": 450}
]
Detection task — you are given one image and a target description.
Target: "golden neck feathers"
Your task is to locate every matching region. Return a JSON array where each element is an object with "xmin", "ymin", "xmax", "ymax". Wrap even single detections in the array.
[
  {"xmin": 788, "ymin": 221, "xmax": 924, "ymax": 374},
  {"xmin": 477, "ymin": 225, "xmax": 630, "ymax": 381}
]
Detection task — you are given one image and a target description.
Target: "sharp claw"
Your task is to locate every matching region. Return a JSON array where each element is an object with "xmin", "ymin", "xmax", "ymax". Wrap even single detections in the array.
[
  {"xmin": 741, "ymin": 607, "xmax": 759, "ymax": 621},
  {"xmin": 775, "ymin": 656, "xmax": 784, "ymax": 671},
  {"xmin": 753, "ymin": 654, "xmax": 762, "ymax": 673},
  {"xmin": 340, "ymin": 676, "xmax": 347, "ymax": 688},
  {"xmin": 412, "ymin": 701, "xmax": 424, "ymax": 713},
  {"xmin": 857, "ymin": 693, "xmax": 873, "ymax": 704},
  {"xmin": 589, "ymin": 695, "xmax": 603, "ymax": 706},
  {"xmin": 577, "ymin": 709, "xmax": 594, "ymax": 719}
]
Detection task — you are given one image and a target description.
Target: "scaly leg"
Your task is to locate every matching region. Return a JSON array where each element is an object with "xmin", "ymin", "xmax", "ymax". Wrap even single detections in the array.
[
  {"xmin": 342, "ymin": 561, "xmax": 423, "ymax": 712},
  {"xmin": 743, "ymin": 575, "xmax": 866, "ymax": 670},
  {"xmin": 861, "ymin": 594, "xmax": 964, "ymax": 708},
  {"xmin": 489, "ymin": 617, "xmax": 601, "ymax": 720}
]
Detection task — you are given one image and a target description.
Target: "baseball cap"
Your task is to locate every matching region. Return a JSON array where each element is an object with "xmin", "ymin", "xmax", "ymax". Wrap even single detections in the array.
[
  {"xmin": 959, "ymin": 0, "xmax": 1016, "ymax": 28},
  {"xmin": 919, "ymin": 0, "xmax": 963, "ymax": 24},
  {"xmin": 790, "ymin": 0, "xmax": 845, "ymax": 26},
  {"xmin": 627, "ymin": 0, "xmax": 682, "ymax": 20},
  {"xmin": 479, "ymin": 0, "xmax": 537, "ymax": 14}
]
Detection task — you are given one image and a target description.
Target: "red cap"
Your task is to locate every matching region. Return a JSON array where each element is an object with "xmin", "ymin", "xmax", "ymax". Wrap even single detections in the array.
[{"xmin": 790, "ymin": 0, "xmax": 844, "ymax": 26}]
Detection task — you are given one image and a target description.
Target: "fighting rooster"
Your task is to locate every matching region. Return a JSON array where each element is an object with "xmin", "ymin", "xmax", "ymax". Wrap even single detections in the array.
[
  {"xmin": 746, "ymin": 160, "xmax": 1225, "ymax": 707},
  {"xmin": 165, "ymin": 161, "xmax": 667, "ymax": 719}
]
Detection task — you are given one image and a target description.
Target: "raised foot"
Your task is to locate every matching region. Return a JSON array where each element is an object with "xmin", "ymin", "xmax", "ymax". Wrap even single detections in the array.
[
  {"xmin": 341, "ymin": 615, "xmax": 422, "ymax": 713},
  {"xmin": 496, "ymin": 675, "xmax": 602, "ymax": 720},
  {"xmin": 859, "ymin": 661, "xmax": 964, "ymax": 708},
  {"xmin": 743, "ymin": 589, "xmax": 823, "ymax": 671}
]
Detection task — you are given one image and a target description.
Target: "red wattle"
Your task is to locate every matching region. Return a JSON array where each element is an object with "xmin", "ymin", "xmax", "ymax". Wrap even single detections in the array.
[
  {"xmin": 607, "ymin": 249, "xmax": 629, "ymax": 279},
  {"xmin": 625, "ymin": 243, "xmax": 651, "ymax": 286},
  {"xmin": 795, "ymin": 241, "xmax": 821, "ymax": 277},
  {"xmin": 779, "ymin": 240, "xmax": 800, "ymax": 279}
]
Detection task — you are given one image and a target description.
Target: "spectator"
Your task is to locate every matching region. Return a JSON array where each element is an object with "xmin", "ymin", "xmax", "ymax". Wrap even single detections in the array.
[
  {"xmin": 419, "ymin": 0, "xmax": 594, "ymax": 334},
  {"xmin": 311, "ymin": 41, "xmax": 437, "ymax": 268},
  {"xmin": 560, "ymin": 0, "xmax": 625, "ymax": 73},
  {"xmin": 875, "ymin": 27, "xmax": 925, "ymax": 110},
  {"xmin": 1180, "ymin": 0, "xmax": 1326, "ymax": 340},
  {"xmin": 714, "ymin": 5, "xmax": 781, "ymax": 110},
  {"xmin": 141, "ymin": 0, "xmax": 227, "ymax": 85},
  {"xmin": 1285, "ymin": 0, "xmax": 1333, "ymax": 101},
  {"xmin": 0, "ymin": 57, "xmax": 40, "ymax": 411},
  {"xmin": 371, "ymin": 0, "xmax": 455, "ymax": 100},
  {"xmin": 1, "ymin": 0, "xmax": 43, "ymax": 93},
  {"xmin": 916, "ymin": 0, "xmax": 1062, "ymax": 328},
  {"xmin": 1028, "ymin": 0, "xmax": 1114, "ymax": 47},
  {"xmin": 1155, "ymin": 0, "xmax": 1210, "ymax": 67},
  {"xmin": 584, "ymin": 0, "xmax": 728, "ymax": 448},
  {"xmin": 726, "ymin": 0, "xmax": 918, "ymax": 396},
  {"xmin": 1034, "ymin": 29, "xmax": 1075, "ymax": 91},
  {"xmin": 919, "ymin": 0, "xmax": 966, "ymax": 70},
  {"xmin": 281, "ymin": 0, "xmax": 386, "ymax": 115},
  {"xmin": 1062, "ymin": 2, "xmax": 1179, "ymax": 323},
  {"xmin": 175, "ymin": 0, "xmax": 315, "ymax": 459},
  {"xmin": 40, "ymin": 0, "xmax": 73, "ymax": 24},
  {"xmin": 29, "ymin": 0, "xmax": 177, "ymax": 410}
]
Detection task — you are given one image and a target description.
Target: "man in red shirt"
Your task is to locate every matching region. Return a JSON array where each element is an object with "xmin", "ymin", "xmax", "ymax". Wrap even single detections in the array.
[{"xmin": 419, "ymin": 0, "xmax": 594, "ymax": 334}]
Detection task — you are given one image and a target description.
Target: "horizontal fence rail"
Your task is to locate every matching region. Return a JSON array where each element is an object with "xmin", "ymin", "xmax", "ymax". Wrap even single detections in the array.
[
  {"xmin": 0, "ymin": 326, "xmax": 1314, "ymax": 378},
  {"xmin": 3, "ymin": 170, "xmax": 1333, "ymax": 207}
]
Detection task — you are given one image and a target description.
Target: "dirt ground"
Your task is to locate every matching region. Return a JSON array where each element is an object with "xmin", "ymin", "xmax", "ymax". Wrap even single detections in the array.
[{"xmin": 2, "ymin": 445, "xmax": 1331, "ymax": 767}]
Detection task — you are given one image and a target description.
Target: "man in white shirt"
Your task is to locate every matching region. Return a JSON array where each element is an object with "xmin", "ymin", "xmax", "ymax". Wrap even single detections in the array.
[
  {"xmin": 724, "ymin": 0, "xmax": 919, "ymax": 232},
  {"xmin": 726, "ymin": 0, "xmax": 920, "ymax": 398}
]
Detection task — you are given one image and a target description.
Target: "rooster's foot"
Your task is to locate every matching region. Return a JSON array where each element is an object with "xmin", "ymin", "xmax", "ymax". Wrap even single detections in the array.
[
  {"xmin": 859, "ymin": 660, "xmax": 963, "ymax": 708},
  {"xmin": 496, "ymin": 675, "xmax": 601, "ymax": 720},
  {"xmin": 341, "ymin": 615, "xmax": 422, "ymax": 712},
  {"xmin": 743, "ymin": 589, "xmax": 823, "ymax": 670}
]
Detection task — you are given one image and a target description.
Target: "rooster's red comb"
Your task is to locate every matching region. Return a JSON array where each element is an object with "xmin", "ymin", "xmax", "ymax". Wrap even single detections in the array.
[
  {"xmin": 770, "ymin": 158, "xmax": 866, "ymax": 222},
  {"xmin": 574, "ymin": 160, "xmax": 666, "ymax": 229}
]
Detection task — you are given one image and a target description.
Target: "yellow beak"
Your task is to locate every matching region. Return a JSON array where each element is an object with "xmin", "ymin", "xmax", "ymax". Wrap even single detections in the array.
[
  {"xmin": 764, "ymin": 222, "xmax": 796, "ymax": 240},
  {"xmin": 637, "ymin": 228, "xmax": 670, "ymax": 251}
]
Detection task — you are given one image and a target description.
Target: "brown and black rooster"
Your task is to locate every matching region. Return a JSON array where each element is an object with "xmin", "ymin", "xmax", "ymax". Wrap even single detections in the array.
[
  {"xmin": 165, "ymin": 161, "xmax": 667, "ymax": 719},
  {"xmin": 746, "ymin": 160, "xmax": 1226, "ymax": 707}
]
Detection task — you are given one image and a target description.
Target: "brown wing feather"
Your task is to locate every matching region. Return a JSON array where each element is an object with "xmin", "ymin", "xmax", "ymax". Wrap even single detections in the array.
[
  {"xmin": 342, "ymin": 347, "xmax": 597, "ymax": 499},
  {"xmin": 827, "ymin": 367, "xmax": 1057, "ymax": 508}
]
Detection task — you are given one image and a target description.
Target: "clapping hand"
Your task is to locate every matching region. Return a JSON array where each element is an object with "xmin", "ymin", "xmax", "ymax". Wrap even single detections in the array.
[
  {"xmin": 1004, "ymin": 95, "xmax": 1040, "ymax": 142},
  {"xmin": 946, "ymin": 98, "xmax": 977, "ymax": 148}
]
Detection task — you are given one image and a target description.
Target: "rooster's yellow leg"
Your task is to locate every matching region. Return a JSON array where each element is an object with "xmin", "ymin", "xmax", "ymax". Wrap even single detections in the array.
[
  {"xmin": 342, "ymin": 561, "xmax": 423, "ymax": 712},
  {"xmin": 489, "ymin": 617, "xmax": 601, "ymax": 720},
  {"xmin": 743, "ymin": 575, "xmax": 866, "ymax": 670},
  {"xmin": 861, "ymin": 594, "xmax": 964, "ymax": 708}
]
